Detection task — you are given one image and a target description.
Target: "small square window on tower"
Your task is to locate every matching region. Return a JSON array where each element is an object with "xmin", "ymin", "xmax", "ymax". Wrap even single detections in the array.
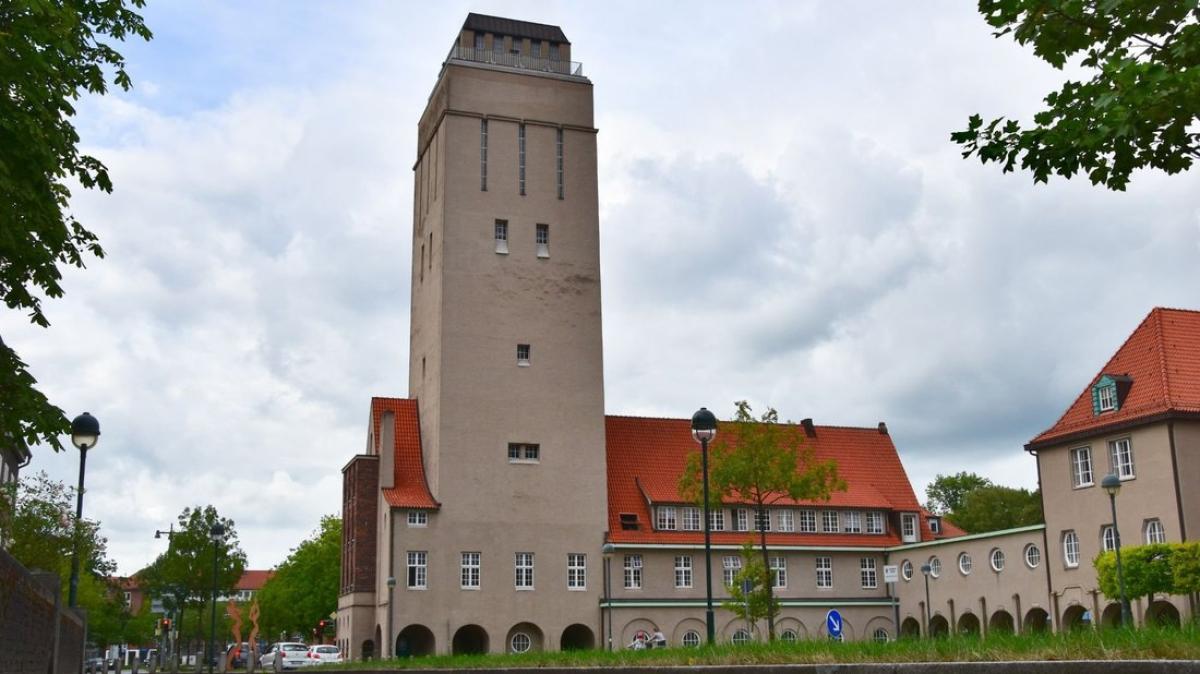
[
  {"xmin": 494, "ymin": 219, "xmax": 508, "ymax": 254},
  {"xmin": 536, "ymin": 224, "xmax": 549, "ymax": 258},
  {"xmin": 517, "ymin": 344, "xmax": 530, "ymax": 366}
]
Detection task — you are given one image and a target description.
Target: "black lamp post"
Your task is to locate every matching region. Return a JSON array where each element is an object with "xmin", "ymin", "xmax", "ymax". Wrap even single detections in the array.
[
  {"xmin": 1102, "ymin": 473, "xmax": 1133, "ymax": 627},
  {"xmin": 208, "ymin": 522, "xmax": 226, "ymax": 674},
  {"xmin": 68, "ymin": 412, "xmax": 100, "ymax": 608},
  {"xmin": 601, "ymin": 543, "xmax": 615, "ymax": 650},
  {"xmin": 690, "ymin": 407, "xmax": 718, "ymax": 645},
  {"xmin": 920, "ymin": 563, "xmax": 932, "ymax": 637},
  {"xmin": 154, "ymin": 525, "xmax": 177, "ymax": 669}
]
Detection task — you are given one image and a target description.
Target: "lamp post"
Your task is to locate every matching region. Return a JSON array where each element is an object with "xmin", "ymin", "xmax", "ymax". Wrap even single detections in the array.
[
  {"xmin": 690, "ymin": 407, "xmax": 718, "ymax": 645},
  {"xmin": 385, "ymin": 576, "xmax": 396, "ymax": 658},
  {"xmin": 208, "ymin": 522, "xmax": 225, "ymax": 674},
  {"xmin": 920, "ymin": 563, "xmax": 932, "ymax": 637},
  {"xmin": 601, "ymin": 543, "xmax": 615, "ymax": 650},
  {"xmin": 154, "ymin": 526, "xmax": 177, "ymax": 669},
  {"xmin": 68, "ymin": 412, "xmax": 100, "ymax": 608},
  {"xmin": 1102, "ymin": 473, "xmax": 1133, "ymax": 627}
]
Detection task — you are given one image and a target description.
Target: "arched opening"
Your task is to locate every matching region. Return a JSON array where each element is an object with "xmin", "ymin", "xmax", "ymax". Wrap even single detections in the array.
[
  {"xmin": 1100, "ymin": 602, "xmax": 1124, "ymax": 628},
  {"xmin": 672, "ymin": 618, "xmax": 707, "ymax": 648},
  {"xmin": 775, "ymin": 618, "xmax": 806, "ymax": 643},
  {"xmin": 1061, "ymin": 605, "xmax": 1090, "ymax": 631},
  {"xmin": 452, "ymin": 624, "xmax": 489, "ymax": 655},
  {"xmin": 957, "ymin": 612, "xmax": 981, "ymax": 636},
  {"xmin": 360, "ymin": 639, "xmax": 375, "ymax": 661},
  {"xmin": 1145, "ymin": 600, "xmax": 1181, "ymax": 628},
  {"xmin": 929, "ymin": 615, "xmax": 950, "ymax": 638},
  {"xmin": 560, "ymin": 624, "xmax": 595, "ymax": 651},
  {"xmin": 988, "ymin": 610, "xmax": 1015, "ymax": 635},
  {"xmin": 396, "ymin": 624, "xmax": 435, "ymax": 657},
  {"xmin": 1024, "ymin": 607, "xmax": 1050, "ymax": 633},
  {"xmin": 506, "ymin": 622, "xmax": 544, "ymax": 653},
  {"xmin": 900, "ymin": 617, "xmax": 921, "ymax": 639}
]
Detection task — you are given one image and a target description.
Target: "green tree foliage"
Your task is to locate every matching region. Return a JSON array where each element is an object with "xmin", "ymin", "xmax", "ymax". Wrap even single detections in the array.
[
  {"xmin": 679, "ymin": 401, "xmax": 844, "ymax": 640},
  {"xmin": 925, "ymin": 472, "xmax": 993, "ymax": 515},
  {"xmin": 256, "ymin": 516, "xmax": 341, "ymax": 641},
  {"xmin": 952, "ymin": 1, "xmax": 1200, "ymax": 190},
  {"xmin": 947, "ymin": 485, "xmax": 1043, "ymax": 533},
  {"xmin": 0, "ymin": 0, "xmax": 152, "ymax": 454},
  {"xmin": 1170, "ymin": 542, "xmax": 1200, "ymax": 594},
  {"xmin": 721, "ymin": 542, "xmax": 778, "ymax": 641},
  {"xmin": 1095, "ymin": 543, "xmax": 1174, "ymax": 601}
]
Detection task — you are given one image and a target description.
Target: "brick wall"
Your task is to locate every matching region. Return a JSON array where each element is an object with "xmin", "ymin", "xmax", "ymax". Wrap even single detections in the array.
[
  {"xmin": 341, "ymin": 455, "xmax": 379, "ymax": 594},
  {"xmin": 0, "ymin": 547, "xmax": 86, "ymax": 674}
]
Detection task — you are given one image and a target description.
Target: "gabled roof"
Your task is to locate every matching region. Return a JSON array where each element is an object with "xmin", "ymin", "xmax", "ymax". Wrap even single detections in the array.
[
  {"xmin": 1028, "ymin": 307, "xmax": 1200, "ymax": 449},
  {"xmin": 371, "ymin": 397, "xmax": 439, "ymax": 509},
  {"xmin": 236, "ymin": 569, "xmax": 274, "ymax": 591},
  {"xmin": 463, "ymin": 13, "xmax": 569, "ymax": 44},
  {"xmin": 606, "ymin": 415, "xmax": 923, "ymax": 546}
]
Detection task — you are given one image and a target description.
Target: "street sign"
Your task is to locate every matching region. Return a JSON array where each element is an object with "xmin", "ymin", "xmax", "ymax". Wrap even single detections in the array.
[
  {"xmin": 741, "ymin": 579, "xmax": 754, "ymax": 594},
  {"xmin": 826, "ymin": 609, "xmax": 843, "ymax": 640},
  {"xmin": 883, "ymin": 564, "xmax": 899, "ymax": 583}
]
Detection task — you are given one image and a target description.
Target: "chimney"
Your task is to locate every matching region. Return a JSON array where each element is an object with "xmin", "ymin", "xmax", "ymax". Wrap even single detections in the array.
[
  {"xmin": 800, "ymin": 418, "xmax": 816, "ymax": 438},
  {"xmin": 878, "ymin": 422, "xmax": 889, "ymax": 435}
]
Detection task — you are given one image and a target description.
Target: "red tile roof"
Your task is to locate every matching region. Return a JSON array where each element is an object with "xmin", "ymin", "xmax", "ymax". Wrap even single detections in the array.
[
  {"xmin": 372, "ymin": 397, "xmax": 439, "ymax": 509},
  {"xmin": 922, "ymin": 509, "xmax": 969, "ymax": 539},
  {"xmin": 605, "ymin": 415, "xmax": 923, "ymax": 546},
  {"xmin": 1028, "ymin": 308, "xmax": 1200, "ymax": 449},
  {"xmin": 237, "ymin": 569, "xmax": 274, "ymax": 591}
]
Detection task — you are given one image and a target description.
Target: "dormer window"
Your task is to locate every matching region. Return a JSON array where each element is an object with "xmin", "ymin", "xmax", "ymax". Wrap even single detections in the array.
[
  {"xmin": 1097, "ymin": 384, "xmax": 1116, "ymax": 412},
  {"xmin": 1091, "ymin": 374, "xmax": 1130, "ymax": 415},
  {"xmin": 619, "ymin": 513, "xmax": 639, "ymax": 531},
  {"xmin": 929, "ymin": 517, "xmax": 941, "ymax": 535}
]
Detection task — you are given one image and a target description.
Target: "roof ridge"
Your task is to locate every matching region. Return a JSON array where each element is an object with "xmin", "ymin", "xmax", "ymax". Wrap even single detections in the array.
[
  {"xmin": 604, "ymin": 413, "xmax": 886, "ymax": 433},
  {"xmin": 1153, "ymin": 308, "xmax": 1173, "ymax": 407}
]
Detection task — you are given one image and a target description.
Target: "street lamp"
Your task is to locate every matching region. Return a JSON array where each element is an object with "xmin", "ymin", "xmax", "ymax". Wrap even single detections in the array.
[
  {"xmin": 208, "ymin": 522, "xmax": 226, "ymax": 674},
  {"xmin": 920, "ymin": 563, "xmax": 932, "ymax": 637},
  {"xmin": 601, "ymin": 543, "xmax": 615, "ymax": 650},
  {"xmin": 1102, "ymin": 473, "xmax": 1133, "ymax": 627},
  {"xmin": 691, "ymin": 407, "xmax": 718, "ymax": 645},
  {"xmin": 68, "ymin": 412, "xmax": 100, "ymax": 607},
  {"xmin": 154, "ymin": 525, "xmax": 177, "ymax": 670},
  {"xmin": 385, "ymin": 576, "xmax": 396, "ymax": 658}
]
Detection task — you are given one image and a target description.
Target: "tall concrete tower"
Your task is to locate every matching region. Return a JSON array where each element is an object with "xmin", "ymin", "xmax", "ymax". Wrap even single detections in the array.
[{"xmin": 340, "ymin": 14, "xmax": 608, "ymax": 656}]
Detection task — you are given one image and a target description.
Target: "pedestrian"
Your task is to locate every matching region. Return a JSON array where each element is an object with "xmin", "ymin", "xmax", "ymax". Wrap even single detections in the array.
[{"xmin": 652, "ymin": 628, "xmax": 666, "ymax": 649}]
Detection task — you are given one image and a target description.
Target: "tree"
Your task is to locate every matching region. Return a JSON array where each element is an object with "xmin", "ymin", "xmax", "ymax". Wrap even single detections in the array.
[
  {"xmin": 256, "ymin": 516, "xmax": 341, "ymax": 641},
  {"xmin": 679, "ymin": 401, "xmax": 844, "ymax": 640},
  {"xmin": 1170, "ymin": 542, "xmax": 1200, "ymax": 594},
  {"xmin": 1095, "ymin": 543, "xmax": 1174, "ymax": 604},
  {"xmin": 925, "ymin": 472, "xmax": 993, "ymax": 516},
  {"xmin": 0, "ymin": 0, "xmax": 152, "ymax": 454},
  {"xmin": 952, "ymin": 1, "xmax": 1200, "ymax": 190},
  {"xmin": 948, "ymin": 485, "xmax": 1043, "ymax": 533},
  {"xmin": 1, "ymin": 470, "xmax": 114, "ymax": 580},
  {"xmin": 721, "ymin": 542, "xmax": 777, "ymax": 642}
]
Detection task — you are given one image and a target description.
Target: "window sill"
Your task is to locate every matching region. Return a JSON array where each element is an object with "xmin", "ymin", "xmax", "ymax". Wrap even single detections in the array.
[
  {"xmin": 460, "ymin": 587, "xmax": 480, "ymax": 591},
  {"xmin": 515, "ymin": 587, "xmax": 535, "ymax": 591},
  {"xmin": 517, "ymin": 361, "xmax": 530, "ymax": 367},
  {"xmin": 567, "ymin": 587, "xmax": 587, "ymax": 592},
  {"xmin": 1119, "ymin": 474, "xmax": 1136, "ymax": 481},
  {"xmin": 407, "ymin": 587, "xmax": 427, "ymax": 591},
  {"xmin": 509, "ymin": 459, "xmax": 540, "ymax": 465},
  {"xmin": 1072, "ymin": 483, "xmax": 1094, "ymax": 490},
  {"xmin": 406, "ymin": 524, "xmax": 427, "ymax": 528}
]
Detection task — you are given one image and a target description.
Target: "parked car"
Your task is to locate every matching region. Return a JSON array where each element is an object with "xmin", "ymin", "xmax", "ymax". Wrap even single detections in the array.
[
  {"xmin": 226, "ymin": 642, "xmax": 251, "ymax": 668},
  {"xmin": 260, "ymin": 642, "xmax": 309, "ymax": 670},
  {"xmin": 84, "ymin": 657, "xmax": 107, "ymax": 674},
  {"xmin": 304, "ymin": 645, "xmax": 341, "ymax": 665}
]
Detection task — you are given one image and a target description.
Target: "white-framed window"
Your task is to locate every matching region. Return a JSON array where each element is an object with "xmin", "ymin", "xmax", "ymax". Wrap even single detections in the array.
[
  {"xmin": 674, "ymin": 555, "xmax": 693, "ymax": 588},
  {"xmin": 480, "ymin": 119, "xmax": 488, "ymax": 191},
  {"xmin": 815, "ymin": 556, "xmax": 832, "ymax": 589},
  {"xmin": 1098, "ymin": 383, "xmax": 1117, "ymax": 412},
  {"xmin": 929, "ymin": 517, "xmax": 941, "ymax": 535},
  {"xmin": 799, "ymin": 510, "xmax": 817, "ymax": 533},
  {"xmin": 1109, "ymin": 438, "xmax": 1135, "ymax": 479},
  {"xmin": 901, "ymin": 559, "xmax": 913, "ymax": 581},
  {"xmin": 873, "ymin": 628, "xmax": 889, "ymax": 643},
  {"xmin": 657, "ymin": 506, "xmax": 677, "ymax": 531},
  {"xmin": 1024, "ymin": 544, "xmax": 1041, "ymax": 569},
  {"xmin": 536, "ymin": 223, "xmax": 549, "ymax": 258},
  {"xmin": 732, "ymin": 628, "xmax": 751, "ymax": 645},
  {"xmin": 843, "ymin": 511, "xmax": 862, "ymax": 533},
  {"xmin": 623, "ymin": 554, "xmax": 642, "ymax": 589},
  {"xmin": 958, "ymin": 552, "xmax": 973, "ymax": 575},
  {"xmin": 407, "ymin": 551, "xmax": 427, "ymax": 589},
  {"xmin": 518, "ymin": 123, "xmax": 526, "ymax": 195},
  {"xmin": 508, "ymin": 443, "xmax": 539, "ymax": 463},
  {"xmin": 515, "ymin": 552, "xmax": 535, "ymax": 589},
  {"xmin": 709, "ymin": 509, "xmax": 725, "ymax": 531},
  {"xmin": 722, "ymin": 556, "xmax": 741, "ymax": 587},
  {"xmin": 901, "ymin": 513, "xmax": 918, "ymax": 542},
  {"xmin": 567, "ymin": 553, "xmax": 586, "ymax": 590},
  {"xmin": 516, "ymin": 344, "xmax": 530, "ymax": 366},
  {"xmin": 866, "ymin": 511, "xmax": 885, "ymax": 534},
  {"xmin": 1070, "ymin": 447, "xmax": 1093, "ymax": 487},
  {"xmin": 682, "ymin": 630, "xmax": 701, "ymax": 647},
  {"xmin": 681, "ymin": 507, "xmax": 701, "ymax": 531},
  {"xmin": 770, "ymin": 556, "xmax": 787, "ymax": 589},
  {"xmin": 860, "ymin": 557, "xmax": 878, "ymax": 589},
  {"xmin": 780, "ymin": 629, "xmax": 798, "ymax": 643},
  {"xmin": 494, "ymin": 218, "xmax": 507, "ymax": 253},
  {"xmin": 407, "ymin": 510, "xmax": 427, "ymax": 527},
  {"xmin": 929, "ymin": 557, "xmax": 942, "ymax": 578},
  {"xmin": 1101, "ymin": 525, "xmax": 1116, "ymax": 552},
  {"xmin": 461, "ymin": 552, "xmax": 480, "ymax": 589},
  {"xmin": 822, "ymin": 510, "xmax": 839, "ymax": 533},
  {"xmin": 510, "ymin": 632, "xmax": 531, "ymax": 653},
  {"xmin": 1145, "ymin": 519, "xmax": 1166, "ymax": 544},
  {"xmin": 1063, "ymin": 531, "xmax": 1080, "ymax": 568},
  {"xmin": 990, "ymin": 548, "xmax": 1006, "ymax": 572},
  {"xmin": 777, "ymin": 510, "xmax": 795, "ymax": 532},
  {"xmin": 734, "ymin": 509, "xmax": 750, "ymax": 532},
  {"xmin": 755, "ymin": 509, "xmax": 771, "ymax": 531}
]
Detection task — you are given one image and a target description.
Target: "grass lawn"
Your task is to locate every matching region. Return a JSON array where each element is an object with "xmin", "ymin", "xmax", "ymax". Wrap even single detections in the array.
[{"xmin": 312, "ymin": 624, "xmax": 1200, "ymax": 670}]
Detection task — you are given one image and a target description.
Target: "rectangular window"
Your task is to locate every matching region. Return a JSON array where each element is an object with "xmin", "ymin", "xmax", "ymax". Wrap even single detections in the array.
[
  {"xmin": 866, "ymin": 512, "xmax": 884, "ymax": 534},
  {"xmin": 549, "ymin": 43, "xmax": 560, "ymax": 61},
  {"xmin": 822, "ymin": 510, "xmax": 839, "ymax": 533},
  {"xmin": 1109, "ymin": 438, "xmax": 1134, "ymax": 479},
  {"xmin": 816, "ymin": 557, "xmax": 832, "ymax": 589},
  {"xmin": 901, "ymin": 513, "xmax": 917, "ymax": 542},
  {"xmin": 567, "ymin": 553, "xmax": 586, "ymax": 590},
  {"xmin": 754, "ymin": 509, "xmax": 772, "ymax": 531},
  {"xmin": 536, "ymin": 223, "xmax": 549, "ymax": 258},
  {"xmin": 681, "ymin": 507, "xmax": 701, "ymax": 531},
  {"xmin": 623, "ymin": 554, "xmax": 642, "ymax": 589},
  {"xmin": 515, "ymin": 552, "xmax": 534, "ymax": 589},
  {"xmin": 777, "ymin": 510, "xmax": 795, "ymax": 532},
  {"xmin": 770, "ymin": 556, "xmax": 787, "ymax": 589},
  {"xmin": 722, "ymin": 556, "xmax": 741, "ymax": 587},
  {"xmin": 843, "ymin": 511, "xmax": 862, "ymax": 533},
  {"xmin": 407, "ymin": 511, "xmax": 427, "ymax": 527},
  {"xmin": 734, "ymin": 509, "xmax": 750, "ymax": 532},
  {"xmin": 407, "ymin": 551, "xmax": 427, "ymax": 589},
  {"xmin": 799, "ymin": 510, "xmax": 817, "ymax": 533},
  {"xmin": 518, "ymin": 124, "xmax": 526, "ymax": 195},
  {"xmin": 531, "ymin": 40, "xmax": 542, "ymax": 58},
  {"xmin": 674, "ymin": 555, "xmax": 693, "ymax": 588},
  {"xmin": 860, "ymin": 558, "xmax": 878, "ymax": 589},
  {"xmin": 656, "ymin": 506, "xmax": 677, "ymax": 531},
  {"xmin": 619, "ymin": 513, "xmax": 639, "ymax": 531},
  {"xmin": 1098, "ymin": 384, "xmax": 1117, "ymax": 412},
  {"xmin": 517, "ymin": 344, "xmax": 530, "ymax": 366},
  {"xmin": 556, "ymin": 128, "xmax": 564, "ymax": 199},
  {"xmin": 507, "ymin": 443, "xmax": 539, "ymax": 462},
  {"xmin": 474, "ymin": 32, "xmax": 484, "ymax": 52},
  {"xmin": 461, "ymin": 552, "xmax": 480, "ymax": 589},
  {"xmin": 494, "ymin": 219, "xmax": 508, "ymax": 254},
  {"xmin": 493, "ymin": 34, "xmax": 504, "ymax": 58},
  {"xmin": 419, "ymin": 244, "xmax": 425, "ymax": 282},
  {"xmin": 1071, "ymin": 447, "xmax": 1094, "ymax": 487},
  {"xmin": 480, "ymin": 119, "xmax": 488, "ymax": 191},
  {"xmin": 708, "ymin": 509, "xmax": 725, "ymax": 531}
]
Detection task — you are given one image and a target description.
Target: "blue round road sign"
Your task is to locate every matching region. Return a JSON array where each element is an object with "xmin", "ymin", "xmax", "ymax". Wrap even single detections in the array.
[{"xmin": 826, "ymin": 609, "xmax": 843, "ymax": 640}]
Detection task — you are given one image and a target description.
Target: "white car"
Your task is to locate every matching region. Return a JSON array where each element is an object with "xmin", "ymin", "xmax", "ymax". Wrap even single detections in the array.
[
  {"xmin": 260, "ymin": 643, "xmax": 309, "ymax": 670},
  {"xmin": 303, "ymin": 645, "xmax": 341, "ymax": 665}
]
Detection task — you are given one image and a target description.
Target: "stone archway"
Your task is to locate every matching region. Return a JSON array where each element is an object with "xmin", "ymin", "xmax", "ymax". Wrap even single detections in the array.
[
  {"xmin": 1100, "ymin": 603, "xmax": 1124, "ymax": 628},
  {"xmin": 361, "ymin": 638, "xmax": 375, "ymax": 661},
  {"xmin": 452, "ymin": 624, "xmax": 489, "ymax": 655},
  {"xmin": 396, "ymin": 624, "xmax": 435, "ymax": 657},
  {"xmin": 900, "ymin": 617, "xmax": 921, "ymax": 639},
  {"xmin": 560, "ymin": 624, "xmax": 595, "ymax": 650},
  {"xmin": 1146, "ymin": 600, "xmax": 1182, "ymax": 628},
  {"xmin": 957, "ymin": 612, "xmax": 981, "ymax": 636},
  {"xmin": 929, "ymin": 615, "xmax": 950, "ymax": 638},
  {"xmin": 1061, "ymin": 604, "xmax": 1090, "ymax": 631},
  {"xmin": 506, "ymin": 622, "xmax": 545, "ymax": 653},
  {"xmin": 1024, "ymin": 607, "xmax": 1050, "ymax": 633},
  {"xmin": 989, "ymin": 610, "xmax": 1015, "ymax": 635}
]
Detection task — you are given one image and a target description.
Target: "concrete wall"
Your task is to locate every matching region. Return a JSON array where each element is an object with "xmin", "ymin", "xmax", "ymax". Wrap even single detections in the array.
[{"xmin": 0, "ymin": 548, "xmax": 86, "ymax": 674}]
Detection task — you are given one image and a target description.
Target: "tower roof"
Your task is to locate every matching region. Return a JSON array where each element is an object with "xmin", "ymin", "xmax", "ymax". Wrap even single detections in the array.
[
  {"xmin": 463, "ymin": 13, "xmax": 569, "ymax": 44},
  {"xmin": 1027, "ymin": 307, "xmax": 1200, "ymax": 450},
  {"xmin": 371, "ymin": 397, "xmax": 438, "ymax": 509}
]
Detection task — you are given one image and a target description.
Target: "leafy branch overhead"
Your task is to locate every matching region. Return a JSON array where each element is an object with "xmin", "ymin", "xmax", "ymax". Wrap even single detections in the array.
[{"xmin": 952, "ymin": 1, "xmax": 1200, "ymax": 190}]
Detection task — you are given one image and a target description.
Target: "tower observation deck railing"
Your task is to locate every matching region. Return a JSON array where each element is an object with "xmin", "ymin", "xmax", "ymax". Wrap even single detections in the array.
[{"xmin": 447, "ymin": 44, "xmax": 585, "ymax": 78}]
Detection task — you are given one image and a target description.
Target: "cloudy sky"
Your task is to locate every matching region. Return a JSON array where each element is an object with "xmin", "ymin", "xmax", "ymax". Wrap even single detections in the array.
[{"xmin": 7, "ymin": 2, "xmax": 1199, "ymax": 575}]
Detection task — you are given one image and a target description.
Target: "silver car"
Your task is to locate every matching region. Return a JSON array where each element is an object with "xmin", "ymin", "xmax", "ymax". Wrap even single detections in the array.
[
  {"xmin": 260, "ymin": 643, "xmax": 309, "ymax": 670},
  {"xmin": 304, "ymin": 645, "xmax": 341, "ymax": 665}
]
